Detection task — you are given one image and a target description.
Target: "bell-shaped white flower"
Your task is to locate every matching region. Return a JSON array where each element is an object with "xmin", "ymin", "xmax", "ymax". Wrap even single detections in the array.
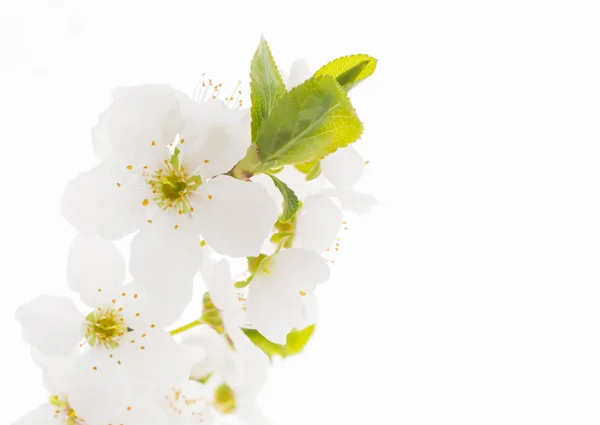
[
  {"xmin": 245, "ymin": 248, "xmax": 329, "ymax": 344},
  {"xmin": 16, "ymin": 235, "xmax": 191, "ymax": 399},
  {"xmin": 61, "ymin": 84, "xmax": 279, "ymax": 301}
]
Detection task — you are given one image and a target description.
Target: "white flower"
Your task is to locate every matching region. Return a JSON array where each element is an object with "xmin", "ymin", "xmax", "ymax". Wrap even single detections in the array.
[
  {"xmin": 16, "ymin": 235, "xmax": 191, "ymax": 412},
  {"xmin": 171, "ymin": 258, "xmax": 272, "ymax": 424},
  {"xmin": 15, "ymin": 350, "xmax": 167, "ymax": 425},
  {"xmin": 61, "ymin": 84, "xmax": 279, "ymax": 302},
  {"xmin": 245, "ymin": 248, "xmax": 329, "ymax": 344}
]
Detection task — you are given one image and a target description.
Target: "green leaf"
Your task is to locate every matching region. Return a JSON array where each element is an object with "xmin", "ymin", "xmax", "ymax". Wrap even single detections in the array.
[
  {"xmin": 241, "ymin": 325, "xmax": 316, "ymax": 360},
  {"xmin": 267, "ymin": 173, "xmax": 301, "ymax": 222},
  {"xmin": 250, "ymin": 36, "xmax": 288, "ymax": 142},
  {"xmin": 314, "ymin": 54, "xmax": 377, "ymax": 91},
  {"xmin": 255, "ymin": 75, "xmax": 363, "ymax": 171}
]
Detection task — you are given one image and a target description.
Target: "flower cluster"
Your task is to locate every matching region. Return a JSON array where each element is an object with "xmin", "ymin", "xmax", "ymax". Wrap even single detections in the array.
[{"xmin": 13, "ymin": 38, "xmax": 377, "ymax": 425}]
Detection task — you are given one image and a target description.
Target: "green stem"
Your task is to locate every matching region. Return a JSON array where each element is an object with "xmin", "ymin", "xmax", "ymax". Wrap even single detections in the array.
[{"xmin": 169, "ymin": 319, "xmax": 203, "ymax": 336}]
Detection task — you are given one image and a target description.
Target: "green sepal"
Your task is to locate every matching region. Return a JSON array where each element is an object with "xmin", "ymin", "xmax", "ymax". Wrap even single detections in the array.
[
  {"xmin": 234, "ymin": 280, "xmax": 249, "ymax": 289},
  {"xmin": 201, "ymin": 292, "xmax": 225, "ymax": 334},
  {"xmin": 270, "ymin": 231, "xmax": 295, "ymax": 244},
  {"xmin": 250, "ymin": 36, "xmax": 288, "ymax": 142},
  {"xmin": 241, "ymin": 325, "xmax": 316, "ymax": 360},
  {"xmin": 294, "ymin": 160, "xmax": 322, "ymax": 181},
  {"xmin": 254, "ymin": 75, "xmax": 363, "ymax": 172},
  {"xmin": 230, "ymin": 144, "xmax": 262, "ymax": 179},
  {"xmin": 248, "ymin": 253, "xmax": 269, "ymax": 274},
  {"xmin": 267, "ymin": 173, "xmax": 301, "ymax": 222},
  {"xmin": 192, "ymin": 373, "xmax": 213, "ymax": 385},
  {"xmin": 170, "ymin": 147, "xmax": 181, "ymax": 169},
  {"xmin": 314, "ymin": 54, "xmax": 377, "ymax": 91}
]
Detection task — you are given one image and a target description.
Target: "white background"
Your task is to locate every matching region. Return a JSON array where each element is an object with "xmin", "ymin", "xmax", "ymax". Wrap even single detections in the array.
[{"xmin": 2, "ymin": 0, "xmax": 600, "ymax": 424}]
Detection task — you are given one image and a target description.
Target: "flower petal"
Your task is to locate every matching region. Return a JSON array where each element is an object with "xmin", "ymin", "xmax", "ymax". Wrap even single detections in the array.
[
  {"xmin": 201, "ymin": 258, "xmax": 235, "ymax": 310},
  {"xmin": 182, "ymin": 326, "xmax": 237, "ymax": 383},
  {"xmin": 245, "ymin": 277, "xmax": 303, "ymax": 344},
  {"xmin": 272, "ymin": 166, "xmax": 326, "ymax": 201},
  {"xmin": 31, "ymin": 348, "xmax": 79, "ymax": 394},
  {"xmin": 295, "ymin": 194, "xmax": 343, "ymax": 253},
  {"xmin": 15, "ymin": 295, "xmax": 83, "ymax": 357},
  {"xmin": 129, "ymin": 223, "xmax": 202, "ymax": 305},
  {"xmin": 321, "ymin": 145, "xmax": 365, "ymax": 187},
  {"xmin": 67, "ymin": 235, "xmax": 126, "ymax": 306},
  {"xmin": 68, "ymin": 350, "xmax": 135, "ymax": 424},
  {"xmin": 180, "ymin": 100, "xmax": 250, "ymax": 179},
  {"xmin": 13, "ymin": 403, "xmax": 61, "ymax": 425},
  {"xmin": 92, "ymin": 109, "xmax": 113, "ymax": 160},
  {"xmin": 287, "ymin": 59, "xmax": 312, "ymax": 89},
  {"xmin": 112, "ymin": 397, "xmax": 168, "ymax": 425},
  {"xmin": 61, "ymin": 159, "xmax": 145, "ymax": 240},
  {"xmin": 118, "ymin": 328, "xmax": 191, "ymax": 388},
  {"xmin": 320, "ymin": 187, "xmax": 379, "ymax": 215},
  {"xmin": 195, "ymin": 176, "xmax": 278, "ymax": 257},
  {"xmin": 237, "ymin": 398, "xmax": 273, "ymax": 425},
  {"xmin": 268, "ymin": 248, "xmax": 330, "ymax": 293},
  {"xmin": 107, "ymin": 84, "xmax": 189, "ymax": 166}
]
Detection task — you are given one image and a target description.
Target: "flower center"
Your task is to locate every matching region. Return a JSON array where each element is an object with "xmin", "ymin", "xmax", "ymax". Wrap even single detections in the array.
[
  {"xmin": 50, "ymin": 395, "xmax": 86, "ymax": 425},
  {"xmin": 146, "ymin": 149, "xmax": 202, "ymax": 214},
  {"xmin": 85, "ymin": 308, "xmax": 126, "ymax": 348}
]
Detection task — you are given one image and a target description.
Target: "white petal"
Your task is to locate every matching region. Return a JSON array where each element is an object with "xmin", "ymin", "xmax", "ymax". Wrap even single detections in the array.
[
  {"xmin": 293, "ymin": 294, "xmax": 319, "ymax": 330},
  {"xmin": 92, "ymin": 109, "xmax": 113, "ymax": 160},
  {"xmin": 321, "ymin": 145, "xmax": 365, "ymax": 187},
  {"xmin": 13, "ymin": 403, "xmax": 61, "ymax": 425},
  {"xmin": 67, "ymin": 235, "xmax": 126, "ymax": 306},
  {"xmin": 182, "ymin": 326, "xmax": 237, "ymax": 382},
  {"xmin": 129, "ymin": 224, "xmax": 202, "ymax": 304},
  {"xmin": 118, "ymin": 328, "xmax": 191, "ymax": 388},
  {"xmin": 245, "ymin": 277, "xmax": 303, "ymax": 344},
  {"xmin": 68, "ymin": 350, "xmax": 135, "ymax": 424},
  {"xmin": 120, "ymin": 282, "xmax": 185, "ymax": 329},
  {"xmin": 107, "ymin": 85, "xmax": 188, "ymax": 166},
  {"xmin": 268, "ymin": 248, "xmax": 330, "ymax": 293},
  {"xmin": 251, "ymin": 173, "xmax": 283, "ymax": 205},
  {"xmin": 180, "ymin": 100, "xmax": 250, "ymax": 179},
  {"xmin": 15, "ymin": 295, "xmax": 83, "ymax": 357},
  {"xmin": 201, "ymin": 258, "xmax": 236, "ymax": 310},
  {"xmin": 195, "ymin": 176, "xmax": 278, "ymax": 257},
  {"xmin": 237, "ymin": 399, "xmax": 273, "ymax": 425},
  {"xmin": 61, "ymin": 159, "xmax": 145, "ymax": 240},
  {"xmin": 295, "ymin": 194, "xmax": 343, "ymax": 253},
  {"xmin": 31, "ymin": 348, "xmax": 79, "ymax": 394},
  {"xmin": 272, "ymin": 166, "xmax": 326, "ymax": 201},
  {"xmin": 112, "ymin": 397, "xmax": 168, "ymax": 425},
  {"xmin": 320, "ymin": 187, "xmax": 379, "ymax": 215},
  {"xmin": 287, "ymin": 59, "xmax": 312, "ymax": 89},
  {"xmin": 230, "ymin": 332, "xmax": 270, "ymax": 395}
]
